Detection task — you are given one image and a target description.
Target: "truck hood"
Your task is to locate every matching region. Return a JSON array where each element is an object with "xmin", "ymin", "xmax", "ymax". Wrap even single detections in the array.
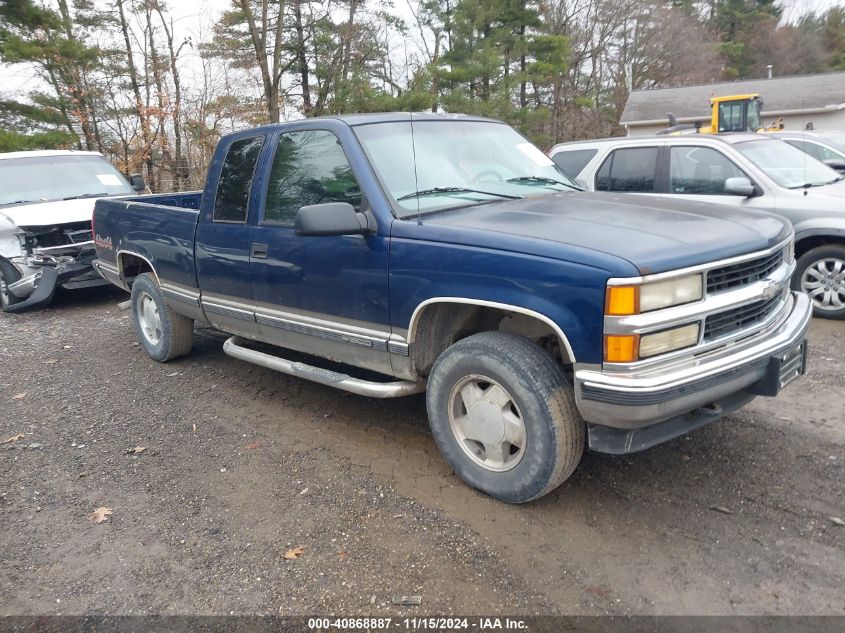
[
  {"xmin": 0, "ymin": 197, "xmax": 105, "ymax": 228},
  {"xmin": 417, "ymin": 191, "xmax": 791, "ymax": 274}
]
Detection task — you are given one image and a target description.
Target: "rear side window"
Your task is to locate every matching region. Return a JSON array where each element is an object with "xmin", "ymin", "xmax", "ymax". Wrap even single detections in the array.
[
  {"xmin": 213, "ymin": 136, "xmax": 264, "ymax": 223},
  {"xmin": 551, "ymin": 148, "xmax": 597, "ymax": 179},
  {"xmin": 595, "ymin": 147, "xmax": 658, "ymax": 192}
]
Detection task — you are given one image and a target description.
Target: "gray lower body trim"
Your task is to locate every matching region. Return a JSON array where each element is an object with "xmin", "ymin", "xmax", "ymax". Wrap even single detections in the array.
[
  {"xmin": 161, "ymin": 285, "xmax": 201, "ymax": 307},
  {"xmin": 256, "ymin": 312, "xmax": 389, "ymax": 352},
  {"xmin": 202, "ymin": 300, "xmax": 255, "ymax": 322}
]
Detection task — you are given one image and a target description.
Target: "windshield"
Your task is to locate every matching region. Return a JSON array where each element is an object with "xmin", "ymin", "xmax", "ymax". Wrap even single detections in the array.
[
  {"xmin": 734, "ymin": 139, "xmax": 841, "ymax": 188},
  {"xmin": 353, "ymin": 120, "xmax": 578, "ymax": 217},
  {"xmin": 0, "ymin": 154, "xmax": 133, "ymax": 206}
]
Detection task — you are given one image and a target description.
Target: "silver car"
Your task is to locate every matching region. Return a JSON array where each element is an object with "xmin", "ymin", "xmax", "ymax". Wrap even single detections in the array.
[
  {"xmin": 769, "ymin": 130, "xmax": 845, "ymax": 174},
  {"xmin": 550, "ymin": 134, "xmax": 845, "ymax": 319}
]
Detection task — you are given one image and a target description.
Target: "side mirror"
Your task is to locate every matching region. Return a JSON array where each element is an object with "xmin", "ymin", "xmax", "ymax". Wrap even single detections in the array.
[
  {"xmin": 294, "ymin": 202, "xmax": 372, "ymax": 237},
  {"xmin": 823, "ymin": 159, "xmax": 845, "ymax": 174},
  {"xmin": 129, "ymin": 173, "xmax": 146, "ymax": 193},
  {"xmin": 724, "ymin": 177, "xmax": 756, "ymax": 197}
]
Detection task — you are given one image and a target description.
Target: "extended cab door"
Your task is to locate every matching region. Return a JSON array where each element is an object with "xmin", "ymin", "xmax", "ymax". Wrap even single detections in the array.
[
  {"xmin": 195, "ymin": 132, "xmax": 266, "ymax": 339},
  {"xmin": 249, "ymin": 123, "xmax": 393, "ymax": 375}
]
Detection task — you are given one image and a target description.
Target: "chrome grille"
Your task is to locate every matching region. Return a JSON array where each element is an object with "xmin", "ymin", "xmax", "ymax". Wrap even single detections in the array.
[
  {"xmin": 66, "ymin": 229, "xmax": 93, "ymax": 244},
  {"xmin": 703, "ymin": 295, "xmax": 782, "ymax": 342},
  {"xmin": 706, "ymin": 250, "xmax": 783, "ymax": 294}
]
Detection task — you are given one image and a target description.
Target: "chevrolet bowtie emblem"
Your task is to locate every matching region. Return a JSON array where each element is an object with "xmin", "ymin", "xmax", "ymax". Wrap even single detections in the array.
[{"xmin": 760, "ymin": 280, "xmax": 780, "ymax": 301}]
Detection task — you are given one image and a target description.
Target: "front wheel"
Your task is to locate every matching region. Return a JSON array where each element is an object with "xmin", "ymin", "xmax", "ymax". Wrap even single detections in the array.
[
  {"xmin": 793, "ymin": 244, "xmax": 845, "ymax": 320},
  {"xmin": 131, "ymin": 273, "xmax": 194, "ymax": 361},
  {"xmin": 426, "ymin": 331, "xmax": 585, "ymax": 504}
]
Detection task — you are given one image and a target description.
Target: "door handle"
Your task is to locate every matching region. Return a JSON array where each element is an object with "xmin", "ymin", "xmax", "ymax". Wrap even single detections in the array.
[{"xmin": 251, "ymin": 243, "xmax": 268, "ymax": 259}]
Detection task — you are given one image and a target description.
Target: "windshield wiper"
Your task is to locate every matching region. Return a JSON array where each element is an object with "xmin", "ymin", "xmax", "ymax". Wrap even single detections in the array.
[
  {"xmin": 397, "ymin": 186, "xmax": 521, "ymax": 201},
  {"xmin": 0, "ymin": 199, "xmax": 38, "ymax": 206},
  {"xmin": 506, "ymin": 176, "xmax": 578, "ymax": 190},
  {"xmin": 63, "ymin": 192, "xmax": 109, "ymax": 200}
]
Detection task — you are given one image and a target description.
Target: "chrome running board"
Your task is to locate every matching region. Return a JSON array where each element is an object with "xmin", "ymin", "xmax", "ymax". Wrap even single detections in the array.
[{"xmin": 223, "ymin": 336, "xmax": 426, "ymax": 398}]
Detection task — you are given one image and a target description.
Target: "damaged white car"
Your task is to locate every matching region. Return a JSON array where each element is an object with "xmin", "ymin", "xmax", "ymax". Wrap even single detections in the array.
[{"xmin": 0, "ymin": 150, "xmax": 144, "ymax": 312}]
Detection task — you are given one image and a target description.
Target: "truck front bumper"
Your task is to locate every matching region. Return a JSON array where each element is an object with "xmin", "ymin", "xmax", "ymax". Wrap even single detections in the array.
[
  {"xmin": 575, "ymin": 291, "xmax": 813, "ymax": 454},
  {"xmin": 2, "ymin": 249, "xmax": 108, "ymax": 313}
]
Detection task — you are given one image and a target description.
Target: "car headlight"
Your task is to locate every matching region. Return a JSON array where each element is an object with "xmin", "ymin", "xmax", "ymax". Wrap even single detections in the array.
[
  {"xmin": 639, "ymin": 323, "xmax": 700, "ymax": 358},
  {"xmin": 606, "ymin": 274, "xmax": 703, "ymax": 315},
  {"xmin": 605, "ymin": 323, "xmax": 700, "ymax": 362}
]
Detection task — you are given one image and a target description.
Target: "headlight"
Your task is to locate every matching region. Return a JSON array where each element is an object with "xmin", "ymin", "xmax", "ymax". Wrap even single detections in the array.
[
  {"xmin": 639, "ymin": 323, "xmax": 700, "ymax": 358},
  {"xmin": 606, "ymin": 274, "xmax": 703, "ymax": 315},
  {"xmin": 604, "ymin": 323, "xmax": 700, "ymax": 362},
  {"xmin": 784, "ymin": 240, "xmax": 795, "ymax": 265}
]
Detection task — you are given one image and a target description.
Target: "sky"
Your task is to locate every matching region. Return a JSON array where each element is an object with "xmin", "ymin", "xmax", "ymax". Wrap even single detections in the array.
[{"xmin": 0, "ymin": 0, "xmax": 843, "ymax": 103}]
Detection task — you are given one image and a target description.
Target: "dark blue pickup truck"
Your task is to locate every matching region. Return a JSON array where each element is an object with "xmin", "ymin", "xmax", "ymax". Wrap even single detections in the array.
[{"xmin": 93, "ymin": 113, "xmax": 812, "ymax": 503}]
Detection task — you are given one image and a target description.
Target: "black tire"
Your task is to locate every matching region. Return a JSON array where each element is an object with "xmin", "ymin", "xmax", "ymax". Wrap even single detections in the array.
[
  {"xmin": 792, "ymin": 244, "xmax": 845, "ymax": 320},
  {"xmin": 426, "ymin": 331, "xmax": 585, "ymax": 504},
  {"xmin": 130, "ymin": 273, "xmax": 194, "ymax": 362},
  {"xmin": 0, "ymin": 261, "xmax": 24, "ymax": 312}
]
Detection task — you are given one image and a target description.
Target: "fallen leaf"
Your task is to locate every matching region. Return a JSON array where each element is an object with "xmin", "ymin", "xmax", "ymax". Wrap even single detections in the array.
[
  {"xmin": 12, "ymin": 393, "xmax": 26, "ymax": 400},
  {"xmin": 282, "ymin": 546, "xmax": 305, "ymax": 560},
  {"xmin": 337, "ymin": 551, "xmax": 348, "ymax": 561},
  {"xmin": 192, "ymin": 424, "xmax": 196, "ymax": 433},
  {"xmin": 246, "ymin": 441, "xmax": 261, "ymax": 450},
  {"xmin": 3, "ymin": 433, "xmax": 25, "ymax": 444},
  {"xmin": 43, "ymin": 359, "xmax": 58, "ymax": 365},
  {"xmin": 126, "ymin": 446, "xmax": 147, "ymax": 454},
  {"xmin": 710, "ymin": 505, "xmax": 734, "ymax": 515},
  {"xmin": 88, "ymin": 507, "xmax": 113, "ymax": 524},
  {"xmin": 831, "ymin": 517, "xmax": 844, "ymax": 527}
]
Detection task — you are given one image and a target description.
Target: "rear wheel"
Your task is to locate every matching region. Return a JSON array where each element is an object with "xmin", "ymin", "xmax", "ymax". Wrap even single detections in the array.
[
  {"xmin": 131, "ymin": 273, "xmax": 194, "ymax": 361},
  {"xmin": 426, "ymin": 331, "xmax": 584, "ymax": 503},
  {"xmin": 793, "ymin": 244, "xmax": 845, "ymax": 320}
]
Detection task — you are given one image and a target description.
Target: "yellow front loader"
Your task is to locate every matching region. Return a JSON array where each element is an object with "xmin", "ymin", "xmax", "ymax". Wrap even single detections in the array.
[{"xmin": 659, "ymin": 94, "xmax": 784, "ymax": 135}]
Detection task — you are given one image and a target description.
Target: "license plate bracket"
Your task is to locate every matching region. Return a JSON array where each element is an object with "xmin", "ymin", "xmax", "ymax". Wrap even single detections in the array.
[{"xmin": 751, "ymin": 340, "xmax": 808, "ymax": 397}]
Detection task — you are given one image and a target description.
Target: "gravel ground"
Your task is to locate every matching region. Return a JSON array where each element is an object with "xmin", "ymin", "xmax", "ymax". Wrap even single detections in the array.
[{"xmin": 1, "ymin": 287, "xmax": 843, "ymax": 616}]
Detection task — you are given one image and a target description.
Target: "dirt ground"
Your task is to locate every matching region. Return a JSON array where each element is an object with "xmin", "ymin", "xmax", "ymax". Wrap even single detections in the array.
[{"xmin": 1, "ymin": 287, "xmax": 843, "ymax": 616}]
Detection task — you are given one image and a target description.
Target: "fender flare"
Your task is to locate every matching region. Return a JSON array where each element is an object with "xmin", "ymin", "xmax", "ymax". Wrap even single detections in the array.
[{"xmin": 407, "ymin": 297, "xmax": 577, "ymax": 363}]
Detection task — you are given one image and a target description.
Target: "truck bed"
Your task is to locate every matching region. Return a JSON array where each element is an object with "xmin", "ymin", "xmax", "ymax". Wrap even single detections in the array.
[{"xmin": 93, "ymin": 192, "xmax": 202, "ymax": 291}]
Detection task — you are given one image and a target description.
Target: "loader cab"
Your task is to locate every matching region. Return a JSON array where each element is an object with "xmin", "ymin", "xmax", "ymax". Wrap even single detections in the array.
[{"xmin": 713, "ymin": 95, "xmax": 764, "ymax": 133}]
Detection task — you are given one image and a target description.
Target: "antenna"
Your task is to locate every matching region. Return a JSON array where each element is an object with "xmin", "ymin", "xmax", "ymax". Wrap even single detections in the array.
[
  {"xmin": 403, "ymin": 39, "xmax": 422, "ymax": 224},
  {"xmin": 802, "ymin": 96, "xmax": 808, "ymax": 195}
]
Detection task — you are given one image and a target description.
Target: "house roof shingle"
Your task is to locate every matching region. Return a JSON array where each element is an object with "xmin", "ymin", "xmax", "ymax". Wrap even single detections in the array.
[{"xmin": 620, "ymin": 71, "xmax": 845, "ymax": 125}]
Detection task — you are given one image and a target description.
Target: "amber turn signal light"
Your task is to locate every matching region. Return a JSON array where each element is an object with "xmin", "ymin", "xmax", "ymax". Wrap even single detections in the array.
[
  {"xmin": 604, "ymin": 334, "xmax": 639, "ymax": 363},
  {"xmin": 605, "ymin": 286, "xmax": 639, "ymax": 316}
]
